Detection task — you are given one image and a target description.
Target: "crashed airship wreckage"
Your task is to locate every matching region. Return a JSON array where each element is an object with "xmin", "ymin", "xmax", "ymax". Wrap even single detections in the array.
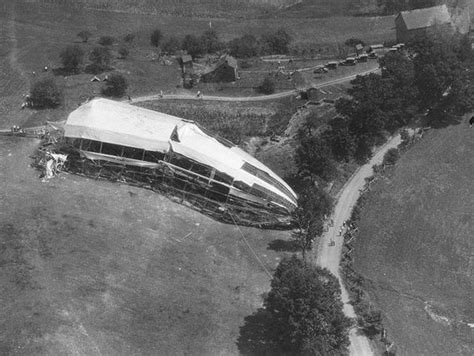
[{"xmin": 34, "ymin": 98, "xmax": 298, "ymax": 228}]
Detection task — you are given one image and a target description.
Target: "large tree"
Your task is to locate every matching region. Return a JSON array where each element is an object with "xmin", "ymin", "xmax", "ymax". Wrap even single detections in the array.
[
  {"xmin": 181, "ymin": 34, "xmax": 205, "ymax": 58},
  {"xmin": 295, "ymin": 134, "xmax": 337, "ymax": 182},
  {"xmin": 89, "ymin": 46, "xmax": 112, "ymax": 68},
  {"xmin": 59, "ymin": 45, "xmax": 84, "ymax": 73},
  {"xmin": 101, "ymin": 73, "xmax": 128, "ymax": 97},
  {"xmin": 292, "ymin": 186, "xmax": 332, "ymax": 259},
  {"xmin": 264, "ymin": 256, "xmax": 351, "ymax": 354},
  {"xmin": 30, "ymin": 79, "xmax": 62, "ymax": 108},
  {"xmin": 200, "ymin": 29, "xmax": 221, "ymax": 53},
  {"xmin": 150, "ymin": 29, "xmax": 163, "ymax": 47},
  {"xmin": 228, "ymin": 34, "xmax": 260, "ymax": 58},
  {"xmin": 261, "ymin": 28, "xmax": 291, "ymax": 54},
  {"xmin": 410, "ymin": 29, "xmax": 474, "ymax": 122}
]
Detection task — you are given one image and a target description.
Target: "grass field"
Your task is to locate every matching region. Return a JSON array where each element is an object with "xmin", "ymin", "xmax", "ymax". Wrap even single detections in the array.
[
  {"xmin": 0, "ymin": 137, "xmax": 295, "ymax": 355},
  {"xmin": 351, "ymin": 120, "xmax": 474, "ymax": 355}
]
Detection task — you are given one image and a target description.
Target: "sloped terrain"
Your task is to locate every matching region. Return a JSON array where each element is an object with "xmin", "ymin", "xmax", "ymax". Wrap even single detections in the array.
[
  {"xmin": 0, "ymin": 137, "xmax": 290, "ymax": 355},
  {"xmin": 352, "ymin": 120, "xmax": 474, "ymax": 355}
]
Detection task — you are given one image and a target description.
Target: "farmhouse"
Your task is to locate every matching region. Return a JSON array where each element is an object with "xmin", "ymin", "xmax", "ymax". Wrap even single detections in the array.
[
  {"xmin": 200, "ymin": 55, "xmax": 239, "ymax": 83},
  {"xmin": 395, "ymin": 4, "xmax": 470, "ymax": 43},
  {"xmin": 59, "ymin": 98, "xmax": 297, "ymax": 227}
]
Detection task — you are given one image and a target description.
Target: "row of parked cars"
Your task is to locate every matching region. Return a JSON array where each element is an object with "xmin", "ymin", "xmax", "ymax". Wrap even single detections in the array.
[{"xmin": 313, "ymin": 43, "xmax": 405, "ymax": 73}]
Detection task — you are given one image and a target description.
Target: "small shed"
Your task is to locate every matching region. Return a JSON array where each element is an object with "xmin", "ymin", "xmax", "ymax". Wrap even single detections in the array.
[
  {"xmin": 178, "ymin": 55, "xmax": 193, "ymax": 74},
  {"xmin": 200, "ymin": 55, "xmax": 239, "ymax": 83}
]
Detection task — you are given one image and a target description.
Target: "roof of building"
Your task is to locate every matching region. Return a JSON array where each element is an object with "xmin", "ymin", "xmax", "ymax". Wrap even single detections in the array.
[
  {"xmin": 179, "ymin": 55, "xmax": 193, "ymax": 63},
  {"xmin": 397, "ymin": 5, "xmax": 451, "ymax": 30},
  {"xmin": 218, "ymin": 55, "xmax": 237, "ymax": 68}
]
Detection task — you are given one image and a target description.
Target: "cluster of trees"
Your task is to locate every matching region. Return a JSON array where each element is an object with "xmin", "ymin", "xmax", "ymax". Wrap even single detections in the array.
[
  {"xmin": 296, "ymin": 31, "xmax": 473, "ymax": 184},
  {"xmin": 152, "ymin": 27, "xmax": 292, "ymax": 59},
  {"xmin": 238, "ymin": 255, "xmax": 351, "ymax": 355},
  {"xmin": 291, "ymin": 186, "xmax": 332, "ymax": 259},
  {"xmin": 228, "ymin": 28, "xmax": 292, "ymax": 58},
  {"xmin": 152, "ymin": 28, "xmax": 223, "ymax": 58}
]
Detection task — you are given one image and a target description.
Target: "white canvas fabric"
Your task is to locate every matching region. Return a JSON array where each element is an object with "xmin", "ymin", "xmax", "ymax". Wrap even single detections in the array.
[{"xmin": 65, "ymin": 98, "xmax": 186, "ymax": 152}]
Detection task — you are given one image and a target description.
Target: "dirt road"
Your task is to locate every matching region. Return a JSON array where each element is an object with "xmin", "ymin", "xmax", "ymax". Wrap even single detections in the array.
[
  {"xmin": 130, "ymin": 68, "xmax": 380, "ymax": 104},
  {"xmin": 315, "ymin": 133, "xmax": 403, "ymax": 356}
]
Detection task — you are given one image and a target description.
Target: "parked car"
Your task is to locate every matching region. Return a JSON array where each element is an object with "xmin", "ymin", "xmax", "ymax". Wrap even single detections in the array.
[
  {"xmin": 313, "ymin": 65, "xmax": 328, "ymax": 74},
  {"xmin": 325, "ymin": 61, "xmax": 338, "ymax": 69},
  {"xmin": 340, "ymin": 57, "xmax": 357, "ymax": 66},
  {"xmin": 357, "ymin": 54, "xmax": 368, "ymax": 62}
]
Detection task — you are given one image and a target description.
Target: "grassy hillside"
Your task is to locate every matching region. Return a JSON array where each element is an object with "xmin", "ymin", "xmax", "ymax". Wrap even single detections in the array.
[
  {"xmin": 352, "ymin": 120, "xmax": 474, "ymax": 355},
  {"xmin": 0, "ymin": 136, "xmax": 294, "ymax": 355}
]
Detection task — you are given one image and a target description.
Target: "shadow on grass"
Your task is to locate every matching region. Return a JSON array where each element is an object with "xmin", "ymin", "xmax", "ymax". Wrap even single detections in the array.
[
  {"xmin": 236, "ymin": 308, "xmax": 277, "ymax": 356},
  {"xmin": 426, "ymin": 111, "xmax": 464, "ymax": 129},
  {"xmin": 267, "ymin": 239, "xmax": 298, "ymax": 252}
]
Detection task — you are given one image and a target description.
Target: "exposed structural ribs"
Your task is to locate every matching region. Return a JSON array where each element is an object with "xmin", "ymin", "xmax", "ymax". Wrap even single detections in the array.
[{"xmin": 62, "ymin": 147, "xmax": 293, "ymax": 228}]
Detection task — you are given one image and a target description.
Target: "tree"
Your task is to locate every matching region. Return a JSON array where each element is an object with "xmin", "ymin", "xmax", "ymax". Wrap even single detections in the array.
[
  {"xmin": 292, "ymin": 186, "xmax": 332, "ymax": 259},
  {"xmin": 200, "ymin": 29, "xmax": 221, "ymax": 53},
  {"xmin": 410, "ymin": 29, "xmax": 473, "ymax": 122},
  {"xmin": 30, "ymin": 79, "xmax": 62, "ymax": 108},
  {"xmin": 88, "ymin": 46, "xmax": 112, "ymax": 73},
  {"xmin": 124, "ymin": 33, "xmax": 135, "ymax": 44},
  {"xmin": 382, "ymin": 148, "xmax": 400, "ymax": 166},
  {"xmin": 59, "ymin": 45, "xmax": 84, "ymax": 73},
  {"xmin": 228, "ymin": 34, "xmax": 260, "ymax": 58},
  {"xmin": 261, "ymin": 28, "xmax": 291, "ymax": 54},
  {"xmin": 162, "ymin": 36, "xmax": 181, "ymax": 54},
  {"xmin": 324, "ymin": 116, "xmax": 356, "ymax": 161},
  {"xmin": 181, "ymin": 34, "xmax": 205, "ymax": 58},
  {"xmin": 101, "ymin": 73, "xmax": 128, "ymax": 97},
  {"xmin": 98, "ymin": 36, "xmax": 114, "ymax": 46},
  {"xmin": 264, "ymin": 256, "xmax": 351, "ymax": 354},
  {"xmin": 345, "ymin": 37, "xmax": 365, "ymax": 48},
  {"xmin": 118, "ymin": 47, "xmax": 129, "ymax": 59},
  {"xmin": 296, "ymin": 135, "xmax": 337, "ymax": 182},
  {"xmin": 77, "ymin": 30, "xmax": 91, "ymax": 43},
  {"xmin": 257, "ymin": 77, "xmax": 275, "ymax": 94},
  {"xmin": 150, "ymin": 29, "xmax": 163, "ymax": 47}
]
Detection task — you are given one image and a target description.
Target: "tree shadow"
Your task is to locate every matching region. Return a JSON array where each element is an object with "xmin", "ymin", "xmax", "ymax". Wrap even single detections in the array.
[
  {"xmin": 426, "ymin": 111, "xmax": 464, "ymax": 129},
  {"xmin": 267, "ymin": 239, "xmax": 298, "ymax": 252},
  {"xmin": 236, "ymin": 308, "xmax": 278, "ymax": 356}
]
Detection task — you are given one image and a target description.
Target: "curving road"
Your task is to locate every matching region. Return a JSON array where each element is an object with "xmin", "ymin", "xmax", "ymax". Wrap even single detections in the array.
[
  {"xmin": 315, "ymin": 133, "xmax": 403, "ymax": 356},
  {"xmin": 130, "ymin": 68, "xmax": 380, "ymax": 104}
]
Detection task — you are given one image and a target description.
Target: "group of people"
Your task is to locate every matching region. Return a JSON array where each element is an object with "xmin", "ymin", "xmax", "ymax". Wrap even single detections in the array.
[{"xmin": 10, "ymin": 125, "xmax": 23, "ymax": 134}]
